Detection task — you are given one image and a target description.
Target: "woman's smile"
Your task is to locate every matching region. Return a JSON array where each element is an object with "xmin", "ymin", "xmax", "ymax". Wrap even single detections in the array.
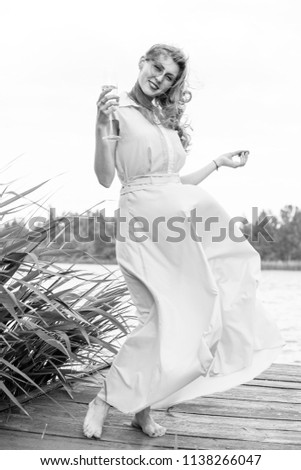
[
  {"xmin": 148, "ymin": 80, "xmax": 160, "ymax": 91},
  {"xmin": 138, "ymin": 54, "xmax": 180, "ymax": 97}
]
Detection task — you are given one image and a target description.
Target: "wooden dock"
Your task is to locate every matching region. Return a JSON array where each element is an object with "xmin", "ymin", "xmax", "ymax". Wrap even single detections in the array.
[{"xmin": 0, "ymin": 363, "xmax": 300, "ymax": 450}]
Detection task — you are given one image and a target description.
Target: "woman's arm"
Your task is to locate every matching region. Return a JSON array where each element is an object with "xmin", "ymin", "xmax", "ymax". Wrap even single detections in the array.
[
  {"xmin": 94, "ymin": 87, "xmax": 119, "ymax": 188},
  {"xmin": 180, "ymin": 160, "xmax": 219, "ymax": 185},
  {"xmin": 180, "ymin": 150, "xmax": 249, "ymax": 185},
  {"xmin": 94, "ymin": 129, "xmax": 117, "ymax": 188}
]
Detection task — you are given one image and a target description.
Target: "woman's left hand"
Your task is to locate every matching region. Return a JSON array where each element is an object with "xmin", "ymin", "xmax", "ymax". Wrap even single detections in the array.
[{"xmin": 216, "ymin": 150, "xmax": 249, "ymax": 169}]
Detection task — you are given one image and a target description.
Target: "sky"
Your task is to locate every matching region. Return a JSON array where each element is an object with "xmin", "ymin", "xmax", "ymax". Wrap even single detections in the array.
[{"xmin": 1, "ymin": 0, "xmax": 301, "ymax": 222}]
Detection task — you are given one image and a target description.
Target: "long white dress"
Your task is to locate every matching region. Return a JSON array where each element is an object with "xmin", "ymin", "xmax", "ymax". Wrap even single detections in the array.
[{"xmin": 98, "ymin": 92, "xmax": 284, "ymax": 414}]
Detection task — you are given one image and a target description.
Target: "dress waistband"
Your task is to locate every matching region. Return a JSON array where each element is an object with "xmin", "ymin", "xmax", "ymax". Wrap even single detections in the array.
[{"xmin": 120, "ymin": 173, "xmax": 181, "ymax": 195}]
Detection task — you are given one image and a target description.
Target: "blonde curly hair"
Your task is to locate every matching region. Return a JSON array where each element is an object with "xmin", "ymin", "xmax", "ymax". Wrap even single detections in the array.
[{"xmin": 145, "ymin": 44, "xmax": 192, "ymax": 151}]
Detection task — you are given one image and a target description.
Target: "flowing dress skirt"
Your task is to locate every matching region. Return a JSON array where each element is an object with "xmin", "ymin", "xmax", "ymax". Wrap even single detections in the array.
[{"xmin": 99, "ymin": 175, "xmax": 283, "ymax": 413}]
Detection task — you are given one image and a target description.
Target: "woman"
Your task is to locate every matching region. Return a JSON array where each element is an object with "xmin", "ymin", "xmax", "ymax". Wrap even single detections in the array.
[{"xmin": 83, "ymin": 44, "xmax": 283, "ymax": 439}]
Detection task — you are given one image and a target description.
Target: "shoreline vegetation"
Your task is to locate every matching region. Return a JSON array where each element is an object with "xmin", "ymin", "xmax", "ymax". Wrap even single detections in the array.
[
  {"xmin": 46, "ymin": 256, "xmax": 301, "ymax": 271},
  {"xmin": 261, "ymin": 260, "xmax": 301, "ymax": 271},
  {"xmin": 0, "ymin": 180, "xmax": 134, "ymax": 415}
]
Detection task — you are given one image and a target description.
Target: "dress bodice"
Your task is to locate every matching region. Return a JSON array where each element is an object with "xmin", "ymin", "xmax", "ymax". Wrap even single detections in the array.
[{"xmin": 114, "ymin": 93, "xmax": 187, "ymax": 184}]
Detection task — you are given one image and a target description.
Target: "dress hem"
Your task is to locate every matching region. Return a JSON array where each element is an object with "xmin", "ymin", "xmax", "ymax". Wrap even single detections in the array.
[{"xmin": 102, "ymin": 345, "xmax": 283, "ymax": 414}]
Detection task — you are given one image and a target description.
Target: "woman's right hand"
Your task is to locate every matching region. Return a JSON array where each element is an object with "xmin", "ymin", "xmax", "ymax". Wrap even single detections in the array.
[{"xmin": 96, "ymin": 86, "xmax": 119, "ymax": 126}]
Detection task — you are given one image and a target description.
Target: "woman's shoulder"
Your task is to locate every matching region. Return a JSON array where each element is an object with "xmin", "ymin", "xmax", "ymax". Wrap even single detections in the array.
[{"xmin": 118, "ymin": 91, "xmax": 140, "ymax": 109}]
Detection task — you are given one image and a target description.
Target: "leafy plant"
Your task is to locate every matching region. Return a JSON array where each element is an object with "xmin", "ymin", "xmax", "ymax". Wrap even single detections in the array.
[{"xmin": 0, "ymin": 173, "xmax": 134, "ymax": 414}]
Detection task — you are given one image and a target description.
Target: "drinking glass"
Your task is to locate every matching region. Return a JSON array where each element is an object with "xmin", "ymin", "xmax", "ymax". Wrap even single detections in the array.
[{"xmin": 101, "ymin": 84, "xmax": 120, "ymax": 142}]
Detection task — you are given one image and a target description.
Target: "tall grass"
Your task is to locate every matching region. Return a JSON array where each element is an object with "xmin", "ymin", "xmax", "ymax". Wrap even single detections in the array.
[{"xmin": 0, "ymin": 175, "xmax": 133, "ymax": 415}]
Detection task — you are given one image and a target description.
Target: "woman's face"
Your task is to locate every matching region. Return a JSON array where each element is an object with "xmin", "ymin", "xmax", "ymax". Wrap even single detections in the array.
[{"xmin": 138, "ymin": 53, "xmax": 180, "ymax": 98}]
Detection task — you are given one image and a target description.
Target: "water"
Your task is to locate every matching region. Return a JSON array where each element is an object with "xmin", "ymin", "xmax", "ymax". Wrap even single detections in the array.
[
  {"xmin": 59, "ymin": 264, "xmax": 301, "ymax": 365},
  {"xmin": 257, "ymin": 270, "xmax": 301, "ymax": 365}
]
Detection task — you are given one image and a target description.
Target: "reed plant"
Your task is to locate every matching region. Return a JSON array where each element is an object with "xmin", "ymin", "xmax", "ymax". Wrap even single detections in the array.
[{"xmin": 0, "ymin": 174, "xmax": 133, "ymax": 415}]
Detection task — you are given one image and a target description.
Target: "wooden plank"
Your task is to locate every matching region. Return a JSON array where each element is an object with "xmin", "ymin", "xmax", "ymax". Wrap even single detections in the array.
[
  {"xmin": 108, "ymin": 409, "xmax": 301, "ymax": 436},
  {"xmin": 97, "ymin": 363, "xmax": 300, "ymax": 377},
  {"xmin": 3, "ymin": 385, "xmax": 301, "ymax": 423},
  {"xmin": 257, "ymin": 369, "xmax": 301, "ymax": 383},
  {"xmin": 265, "ymin": 363, "xmax": 301, "ymax": 375},
  {"xmin": 263, "ymin": 362, "xmax": 301, "ymax": 374},
  {"xmin": 50, "ymin": 378, "xmax": 301, "ymax": 406},
  {"xmin": 9, "ymin": 397, "xmax": 301, "ymax": 433},
  {"xmin": 106, "ymin": 413, "xmax": 301, "ymax": 447},
  {"xmin": 65, "ymin": 378, "xmax": 301, "ymax": 398},
  {"xmin": 68, "ymin": 363, "xmax": 301, "ymax": 393},
  {"xmin": 3, "ymin": 382, "xmax": 300, "ymax": 418},
  {"xmin": 0, "ymin": 381, "xmax": 64, "ymax": 413},
  {"xmin": 0, "ymin": 429, "xmax": 148, "ymax": 450},
  {"xmin": 0, "ymin": 418, "xmax": 298, "ymax": 450},
  {"xmin": 50, "ymin": 388, "xmax": 99, "ymax": 404},
  {"xmin": 50, "ymin": 383, "xmax": 301, "ymax": 405},
  {"xmin": 0, "ymin": 426, "xmax": 297, "ymax": 450},
  {"xmin": 245, "ymin": 379, "xmax": 301, "ymax": 390},
  {"xmin": 1, "ymin": 362, "xmax": 300, "ymax": 451},
  {"xmin": 1, "ymin": 363, "xmax": 299, "ymax": 414},
  {"xmin": 0, "ymin": 369, "xmax": 108, "ymax": 413},
  {"xmin": 74, "ymin": 363, "xmax": 301, "ymax": 387},
  {"xmin": 208, "ymin": 385, "xmax": 301, "ymax": 403},
  {"xmin": 168, "ymin": 397, "xmax": 301, "ymax": 421},
  {"xmin": 2, "ymin": 400, "xmax": 301, "ymax": 447},
  {"xmin": 95, "ymin": 425, "xmax": 300, "ymax": 450},
  {"xmin": 62, "ymin": 379, "xmax": 301, "ymax": 405},
  {"xmin": 23, "ymin": 388, "xmax": 301, "ymax": 422},
  {"xmin": 1, "ymin": 362, "xmax": 298, "ymax": 414}
]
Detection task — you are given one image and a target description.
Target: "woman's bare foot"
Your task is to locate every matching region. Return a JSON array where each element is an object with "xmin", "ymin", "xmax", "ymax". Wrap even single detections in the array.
[
  {"xmin": 83, "ymin": 395, "xmax": 110, "ymax": 439},
  {"xmin": 131, "ymin": 407, "xmax": 166, "ymax": 437}
]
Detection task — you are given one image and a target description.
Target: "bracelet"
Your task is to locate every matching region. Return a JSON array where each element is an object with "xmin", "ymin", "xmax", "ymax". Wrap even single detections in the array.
[{"xmin": 212, "ymin": 159, "xmax": 219, "ymax": 171}]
